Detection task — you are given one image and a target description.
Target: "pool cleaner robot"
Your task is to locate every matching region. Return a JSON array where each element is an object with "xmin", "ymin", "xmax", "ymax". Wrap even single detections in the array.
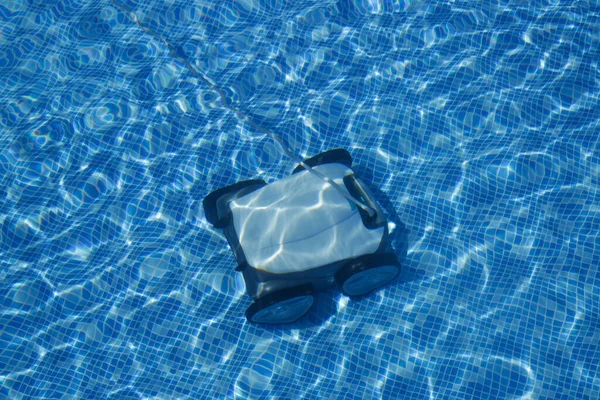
[{"xmin": 203, "ymin": 149, "xmax": 401, "ymax": 324}]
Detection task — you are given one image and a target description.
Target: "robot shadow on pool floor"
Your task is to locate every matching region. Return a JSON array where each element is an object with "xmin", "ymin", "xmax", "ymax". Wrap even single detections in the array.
[{"xmin": 203, "ymin": 149, "xmax": 415, "ymax": 325}]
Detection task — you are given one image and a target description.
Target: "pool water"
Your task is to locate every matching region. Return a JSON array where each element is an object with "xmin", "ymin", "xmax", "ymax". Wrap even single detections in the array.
[{"xmin": 1, "ymin": 0, "xmax": 599, "ymax": 399}]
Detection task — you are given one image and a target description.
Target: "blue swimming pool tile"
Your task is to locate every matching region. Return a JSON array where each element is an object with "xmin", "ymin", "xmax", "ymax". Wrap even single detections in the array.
[
  {"xmin": 1, "ymin": 0, "xmax": 599, "ymax": 398},
  {"xmin": 106, "ymin": 388, "xmax": 143, "ymax": 400},
  {"xmin": 3, "ymin": 373, "xmax": 42, "ymax": 399},
  {"xmin": 382, "ymin": 372, "xmax": 429, "ymax": 400}
]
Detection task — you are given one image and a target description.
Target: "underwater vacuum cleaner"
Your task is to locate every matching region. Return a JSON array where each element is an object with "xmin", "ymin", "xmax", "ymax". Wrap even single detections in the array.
[{"xmin": 203, "ymin": 149, "xmax": 400, "ymax": 324}]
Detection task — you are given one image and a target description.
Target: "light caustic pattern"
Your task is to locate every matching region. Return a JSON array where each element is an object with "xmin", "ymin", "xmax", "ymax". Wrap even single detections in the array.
[{"xmin": 0, "ymin": 0, "xmax": 599, "ymax": 399}]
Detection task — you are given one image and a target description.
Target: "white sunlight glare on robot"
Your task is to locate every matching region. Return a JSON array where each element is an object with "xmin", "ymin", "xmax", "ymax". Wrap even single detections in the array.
[{"xmin": 203, "ymin": 149, "xmax": 401, "ymax": 324}]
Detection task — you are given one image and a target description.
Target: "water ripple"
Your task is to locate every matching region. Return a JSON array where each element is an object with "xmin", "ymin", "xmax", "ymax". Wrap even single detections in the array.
[{"xmin": 0, "ymin": 0, "xmax": 599, "ymax": 399}]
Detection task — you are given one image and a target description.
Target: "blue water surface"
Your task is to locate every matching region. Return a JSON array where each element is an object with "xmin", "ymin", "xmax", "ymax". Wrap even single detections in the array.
[{"xmin": 1, "ymin": 0, "xmax": 600, "ymax": 399}]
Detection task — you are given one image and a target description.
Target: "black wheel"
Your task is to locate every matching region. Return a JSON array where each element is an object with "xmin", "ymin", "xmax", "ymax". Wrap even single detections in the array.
[
  {"xmin": 292, "ymin": 148, "xmax": 352, "ymax": 174},
  {"xmin": 203, "ymin": 179, "xmax": 266, "ymax": 228},
  {"xmin": 245, "ymin": 284, "xmax": 314, "ymax": 324},
  {"xmin": 336, "ymin": 253, "xmax": 400, "ymax": 297}
]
